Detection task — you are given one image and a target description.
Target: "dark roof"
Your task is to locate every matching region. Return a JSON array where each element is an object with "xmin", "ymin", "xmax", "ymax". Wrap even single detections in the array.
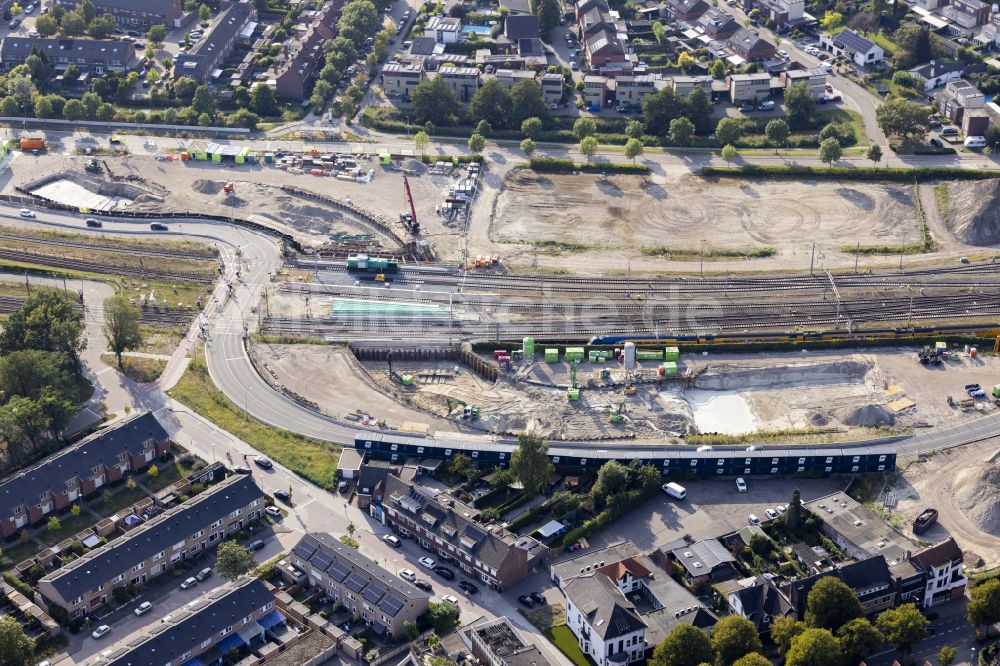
[
  {"xmin": 40, "ymin": 475, "xmax": 263, "ymax": 601},
  {"xmin": 0, "ymin": 37, "xmax": 133, "ymax": 63},
  {"xmin": 833, "ymin": 28, "xmax": 876, "ymax": 55},
  {"xmin": 518, "ymin": 38, "xmax": 546, "ymax": 56},
  {"xmin": 910, "ymin": 538, "xmax": 963, "ymax": 570},
  {"xmin": 729, "ymin": 28, "xmax": 771, "ymax": 52},
  {"xmin": 564, "ymin": 574, "xmax": 647, "ymax": 639},
  {"xmin": 667, "ymin": 0, "xmax": 708, "ymax": 13},
  {"xmin": 785, "ymin": 556, "xmax": 893, "ymax": 617},
  {"xmin": 358, "ymin": 460, "xmax": 396, "ymax": 495},
  {"xmin": 174, "ymin": 0, "xmax": 254, "ymax": 79},
  {"xmin": 291, "ymin": 532, "xmax": 430, "ymax": 615},
  {"xmin": 103, "ymin": 577, "xmax": 274, "ymax": 666},
  {"xmin": 0, "ymin": 411, "xmax": 168, "ymax": 518},
  {"xmin": 910, "ymin": 60, "xmax": 967, "ymax": 80},
  {"xmin": 505, "ymin": 14, "xmax": 540, "ymax": 38},
  {"xmin": 89, "ymin": 0, "xmax": 180, "ymax": 14},
  {"xmin": 698, "ymin": 8, "xmax": 738, "ymax": 32},
  {"xmin": 409, "ymin": 36, "xmax": 438, "ymax": 55},
  {"xmin": 730, "ymin": 577, "xmax": 794, "ymax": 633},
  {"xmin": 586, "ymin": 28, "xmax": 625, "ymax": 54}
]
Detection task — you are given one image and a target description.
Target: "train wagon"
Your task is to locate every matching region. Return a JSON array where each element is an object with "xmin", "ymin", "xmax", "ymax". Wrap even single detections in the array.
[{"xmin": 346, "ymin": 254, "xmax": 399, "ymax": 274}]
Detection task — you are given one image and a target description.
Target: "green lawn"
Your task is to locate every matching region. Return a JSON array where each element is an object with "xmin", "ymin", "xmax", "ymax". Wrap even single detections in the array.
[
  {"xmin": 869, "ymin": 32, "xmax": 897, "ymax": 56},
  {"xmin": 819, "ymin": 108, "xmax": 869, "ymax": 147},
  {"xmin": 546, "ymin": 625, "xmax": 594, "ymax": 666},
  {"xmin": 168, "ymin": 349, "xmax": 340, "ymax": 489},
  {"xmin": 39, "ymin": 512, "xmax": 96, "ymax": 546},
  {"xmin": 0, "ymin": 540, "xmax": 40, "ymax": 569},
  {"xmin": 90, "ymin": 484, "xmax": 148, "ymax": 516}
]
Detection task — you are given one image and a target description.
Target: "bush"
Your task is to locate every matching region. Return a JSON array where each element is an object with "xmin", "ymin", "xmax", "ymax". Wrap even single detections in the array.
[
  {"xmin": 2, "ymin": 573, "xmax": 33, "ymax": 599},
  {"xmin": 701, "ymin": 164, "xmax": 1000, "ymax": 182},
  {"xmin": 527, "ymin": 158, "xmax": 651, "ymax": 174}
]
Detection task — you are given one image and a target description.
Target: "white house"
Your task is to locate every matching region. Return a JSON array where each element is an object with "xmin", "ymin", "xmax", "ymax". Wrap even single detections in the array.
[
  {"xmin": 819, "ymin": 28, "xmax": 883, "ymax": 67},
  {"xmin": 909, "ymin": 60, "xmax": 967, "ymax": 91},
  {"xmin": 909, "ymin": 538, "xmax": 967, "ymax": 608},
  {"xmin": 424, "ymin": 16, "xmax": 463, "ymax": 44}
]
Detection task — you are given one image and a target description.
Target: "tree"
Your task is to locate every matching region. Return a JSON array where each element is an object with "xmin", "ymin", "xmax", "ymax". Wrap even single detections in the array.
[
  {"xmin": 731, "ymin": 655, "xmax": 771, "ymax": 666},
  {"xmin": 449, "ymin": 453, "xmax": 473, "ymax": 476},
  {"xmin": 650, "ymin": 625, "xmax": 715, "ymax": 666},
  {"xmin": 715, "ymin": 117, "xmax": 744, "ymax": 147},
  {"xmin": 651, "ymin": 20, "xmax": 665, "ymax": 44},
  {"xmin": 0, "ymin": 350, "xmax": 72, "ymax": 402},
  {"xmin": 174, "ymin": 76, "xmax": 198, "ymax": 102},
  {"xmin": 199, "ymin": 3, "xmax": 212, "ymax": 20},
  {"xmin": 33, "ymin": 95, "xmax": 54, "ymax": 119},
  {"xmin": 765, "ymin": 118, "xmax": 789, "ymax": 153},
  {"xmin": 0, "ymin": 292, "xmax": 85, "ymax": 361},
  {"xmin": 819, "ymin": 137, "xmax": 843, "ymax": 165},
  {"xmin": 468, "ymin": 133, "xmax": 487, "ymax": 154},
  {"xmin": 573, "ymin": 116, "xmax": 597, "ymax": 139},
  {"xmin": 785, "ymin": 82, "xmax": 815, "ymax": 130},
  {"xmin": 721, "ymin": 144, "xmax": 738, "ymax": 164},
  {"xmin": 509, "ymin": 431, "xmax": 552, "ymax": 495},
  {"xmin": 624, "ymin": 138, "xmax": 643, "ymax": 163},
  {"xmin": 126, "ymin": 477, "xmax": 137, "ymax": 490},
  {"xmin": 88, "ymin": 14, "xmax": 116, "ymax": 39},
  {"xmin": 426, "ymin": 601, "xmax": 460, "ymax": 633},
  {"xmin": 520, "ymin": 138, "xmax": 537, "ymax": 156},
  {"xmin": 47, "ymin": 516, "xmax": 60, "ymax": 532},
  {"xmin": 710, "ymin": 59, "xmax": 727, "ymax": 79},
  {"xmin": 579, "ymin": 135, "xmax": 599, "ymax": 161},
  {"xmin": 60, "ymin": 11, "xmax": 86, "ymax": 36},
  {"xmin": 35, "ymin": 13, "xmax": 57, "ymax": 36},
  {"xmin": 147, "ymin": 23, "xmax": 166, "ymax": 46},
  {"xmin": 103, "ymin": 296, "xmax": 142, "ymax": 368},
  {"xmin": 469, "ymin": 79, "xmax": 511, "ymax": 129},
  {"xmin": 712, "ymin": 616, "xmax": 762, "ymax": 666},
  {"xmin": 895, "ymin": 24, "xmax": 932, "ymax": 68},
  {"xmin": 865, "ymin": 143, "xmax": 883, "ymax": 166},
  {"xmin": 969, "ymin": 579, "xmax": 1000, "ymax": 630},
  {"xmin": 786, "ymin": 628, "xmax": 843, "ymax": 666},
  {"xmin": 509, "ymin": 80, "xmax": 548, "ymax": 127},
  {"xmin": 785, "ymin": 488, "xmax": 802, "ymax": 530},
  {"xmin": 96, "ymin": 103, "xmax": 115, "ymax": 121},
  {"xmin": 71, "ymin": 503, "xmax": 81, "ymax": 517},
  {"xmin": 148, "ymin": 465, "xmax": 159, "ymax": 478},
  {"xmin": 820, "ymin": 10, "xmax": 843, "ymax": 30},
  {"xmin": 685, "ymin": 85, "xmax": 713, "ymax": 134},
  {"xmin": 251, "ymin": 84, "xmax": 279, "ymax": 116},
  {"xmin": 876, "ymin": 603, "xmax": 927, "ymax": 655},
  {"xmin": 625, "ymin": 120, "xmax": 645, "ymax": 139},
  {"xmin": 192, "ymin": 84, "xmax": 216, "ymax": 115},
  {"xmin": 475, "ymin": 119, "xmax": 492, "ymax": 137},
  {"xmin": 536, "ymin": 0, "xmax": 560, "ymax": 33},
  {"xmin": 938, "ymin": 646, "xmax": 957, "ymax": 666},
  {"xmin": 522, "ymin": 116, "xmax": 543, "ymax": 139},
  {"xmin": 876, "ymin": 98, "xmax": 929, "ymax": 142},
  {"xmin": 669, "ymin": 117, "xmax": 694, "ymax": 146},
  {"xmin": 592, "ymin": 461, "xmax": 628, "ymax": 501},
  {"xmin": 0, "ymin": 615, "xmax": 33, "ymax": 666},
  {"xmin": 63, "ymin": 98, "xmax": 85, "ymax": 121},
  {"xmin": 836, "ymin": 618, "xmax": 883, "ymax": 666},
  {"xmin": 79, "ymin": 0, "xmax": 95, "ymax": 22},
  {"xmin": 806, "ymin": 577, "xmax": 863, "ymax": 631},
  {"xmin": 411, "ymin": 76, "xmax": 459, "ymax": 125},
  {"xmin": 643, "ymin": 88, "xmax": 685, "ymax": 135},
  {"xmin": 413, "ymin": 130, "xmax": 430, "ymax": 153},
  {"xmin": 217, "ymin": 541, "xmax": 256, "ymax": 580},
  {"xmin": 677, "ymin": 51, "xmax": 697, "ymax": 72}
]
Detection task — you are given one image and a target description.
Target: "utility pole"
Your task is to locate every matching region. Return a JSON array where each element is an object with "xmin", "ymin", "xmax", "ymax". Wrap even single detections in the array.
[
  {"xmin": 899, "ymin": 246, "xmax": 904, "ymax": 270},
  {"xmin": 854, "ymin": 241, "xmax": 860, "ymax": 273},
  {"xmin": 700, "ymin": 239, "xmax": 706, "ymax": 278},
  {"xmin": 809, "ymin": 242, "xmax": 815, "ymax": 275}
]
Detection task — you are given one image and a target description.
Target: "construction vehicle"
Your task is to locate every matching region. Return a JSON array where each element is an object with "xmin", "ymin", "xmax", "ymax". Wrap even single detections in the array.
[
  {"xmin": 567, "ymin": 362, "xmax": 580, "ymax": 401},
  {"xmin": 399, "ymin": 174, "xmax": 420, "ymax": 234},
  {"xmin": 19, "ymin": 137, "xmax": 45, "ymax": 151},
  {"xmin": 223, "ymin": 181, "xmax": 235, "ymax": 194},
  {"xmin": 917, "ymin": 346, "xmax": 942, "ymax": 365},
  {"xmin": 609, "ymin": 400, "xmax": 626, "ymax": 423},
  {"xmin": 992, "ymin": 384, "xmax": 1000, "ymax": 403},
  {"xmin": 463, "ymin": 405, "xmax": 480, "ymax": 419},
  {"xmin": 84, "ymin": 158, "xmax": 101, "ymax": 173},
  {"xmin": 386, "ymin": 352, "xmax": 414, "ymax": 385}
]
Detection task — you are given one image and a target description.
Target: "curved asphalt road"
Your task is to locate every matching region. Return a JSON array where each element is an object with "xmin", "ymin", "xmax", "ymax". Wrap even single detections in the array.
[{"xmin": 4, "ymin": 202, "xmax": 1000, "ymax": 457}]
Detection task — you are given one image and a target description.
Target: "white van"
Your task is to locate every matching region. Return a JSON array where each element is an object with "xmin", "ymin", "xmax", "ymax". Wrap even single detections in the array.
[
  {"xmin": 661, "ymin": 482, "xmax": 687, "ymax": 500},
  {"xmin": 964, "ymin": 135, "xmax": 987, "ymax": 148}
]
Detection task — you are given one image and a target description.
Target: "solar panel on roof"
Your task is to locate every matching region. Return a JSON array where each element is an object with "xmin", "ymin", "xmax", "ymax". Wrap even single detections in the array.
[
  {"xmin": 293, "ymin": 542, "xmax": 318, "ymax": 560},
  {"xmin": 363, "ymin": 582, "xmax": 386, "ymax": 604},
  {"xmin": 312, "ymin": 551, "xmax": 334, "ymax": 572},
  {"xmin": 464, "ymin": 526, "xmax": 486, "ymax": 541},
  {"xmin": 346, "ymin": 572, "xmax": 368, "ymax": 593},
  {"xmin": 379, "ymin": 593, "xmax": 404, "ymax": 616},
  {"xmin": 328, "ymin": 560, "xmax": 351, "ymax": 582}
]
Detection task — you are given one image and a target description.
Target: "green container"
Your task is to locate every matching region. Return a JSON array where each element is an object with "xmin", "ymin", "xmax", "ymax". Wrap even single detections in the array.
[
  {"xmin": 567, "ymin": 387, "xmax": 580, "ymax": 401},
  {"xmin": 637, "ymin": 350, "xmax": 663, "ymax": 360},
  {"xmin": 661, "ymin": 361, "xmax": 678, "ymax": 377},
  {"xmin": 545, "ymin": 348, "xmax": 559, "ymax": 363},
  {"xmin": 664, "ymin": 346, "xmax": 680, "ymax": 361},
  {"xmin": 523, "ymin": 337, "xmax": 535, "ymax": 357},
  {"xmin": 565, "ymin": 347, "xmax": 585, "ymax": 361}
]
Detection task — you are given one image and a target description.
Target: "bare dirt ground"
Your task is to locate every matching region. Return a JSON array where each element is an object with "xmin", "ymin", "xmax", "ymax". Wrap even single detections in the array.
[
  {"xmin": 896, "ymin": 440, "xmax": 1000, "ymax": 569},
  {"xmin": 490, "ymin": 171, "xmax": 919, "ymax": 272}
]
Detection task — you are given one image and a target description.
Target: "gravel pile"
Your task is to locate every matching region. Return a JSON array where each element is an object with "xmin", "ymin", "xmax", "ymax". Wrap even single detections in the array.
[
  {"xmin": 836, "ymin": 404, "xmax": 894, "ymax": 427},
  {"xmin": 953, "ymin": 462, "xmax": 1000, "ymax": 534}
]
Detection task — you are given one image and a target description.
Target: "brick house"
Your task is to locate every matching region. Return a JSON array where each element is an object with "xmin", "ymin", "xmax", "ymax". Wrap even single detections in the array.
[
  {"xmin": 173, "ymin": 1, "xmax": 256, "ymax": 82},
  {"xmin": 54, "ymin": 0, "xmax": 183, "ymax": 27},
  {"xmin": 727, "ymin": 28, "xmax": 776, "ymax": 61},
  {"xmin": 274, "ymin": 0, "xmax": 342, "ymax": 98},
  {"xmin": 0, "ymin": 411, "xmax": 170, "ymax": 539},
  {"xmin": 0, "ymin": 37, "xmax": 135, "ymax": 74}
]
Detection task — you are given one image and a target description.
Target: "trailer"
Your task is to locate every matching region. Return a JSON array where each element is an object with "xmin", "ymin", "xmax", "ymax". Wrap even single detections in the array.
[{"xmin": 913, "ymin": 508, "xmax": 938, "ymax": 535}]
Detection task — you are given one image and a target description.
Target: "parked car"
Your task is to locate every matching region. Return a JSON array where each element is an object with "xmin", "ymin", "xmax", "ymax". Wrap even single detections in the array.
[
  {"xmin": 418, "ymin": 556, "xmax": 436, "ymax": 569},
  {"xmin": 748, "ymin": 514, "xmax": 761, "ymax": 525},
  {"xmin": 442, "ymin": 594, "xmax": 460, "ymax": 606},
  {"xmin": 180, "ymin": 577, "xmax": 198, "ymax": 590},
  {"xmin": 965, "ymin": 135, "xmax": 987, "ymax": 148},
  {"xmin": 233, "ymin": 465, "xmax": 252, "ymax": 474},
  {"xmin": 941, "ymin": 127, "xmax": 959, "ymax": 136},
  {"xmin": 248, "ymin": 539, "xmax": 266, "ymax": 551},
  {"xmin": 196, "ymin": 567, "xmax": 213, "ymax": 581},
  {"xmin": 383, "ymin": 534, "xmax": 402, "ymax": 548},
  {"xmin": 777, "ymin": 49, "xmax": 788, "ymax": 58},
  {"xmin": 765, "ymin": 508, "xmax": 779, "ymax": 520},
  {"xmin": 518, "ymin": 595, "xmax": 537, "ymax": 607},
  {"xmin": 92, "ymin": 625, "xmax": 112, "ymax": 639},
  {"xmin": 530, "ymin": 591, "xmax": 547, "ymax": 605},
  {"xmin": 758, "ymin": 100, "xmax": 775, "ymax": 111},
  {"xmin": 399, "ymin": 568, "xmax": 417, "ymax": 581},
  {"xmin": 254, "ymin": 456, "xmax": 273, "ymax": 469},
  {"xmin": 149, "ymin": 222, "xmax": 168, "ymax": 231},
  {"xmin": 434, "ymin": 566, "xmax": 455, "ymax": 580},
  {"xmin": 19, "ymin": 209, "xmax": 34, "ymax": 218},
  {"xmin": 738, "ymin": 103, "xmax": 755, "ymax": 113},
  {"xmin": 414, "ymin": 579, "xmax": 432, "ymax": 591},
  {"xmin": 86, "ymin": 217, "xmax": 102, "ymax": 227},
  {"xmin": 266, "ymin": 506, "xmax": 282, "ymax": 517},
  {"xmin": 134, "ymin": 602, "xmax": 153, "ymax": 616},
  {"xmin": 930, "ymin": 138, "xmax": 944, "ymax": 148},
  {"xmin": 458, "ymin": 580, "xmax": 479, "ymax": 594},
  {"xmin": 273, "ymin": 489, "xmax": 291, "ymax": 503},
  {"xmin": 736, "ymin": 478, "xmax": 747, "ymax": 492}
]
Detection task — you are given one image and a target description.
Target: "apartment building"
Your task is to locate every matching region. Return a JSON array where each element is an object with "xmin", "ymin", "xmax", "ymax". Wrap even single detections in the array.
[
  {"xmin": 784, "ymin": 556, "xmax": 896, "ymax": 618},
  {"xmin": 615, "ymin": 74, "xmax": 659, "ymax": 107},
  {"xmin": 541, "ymin": 72, "xmax": 564, "ymax": 104},
  {"xmin": 582, "ymin": 75, "xmax": 607, "ymax": 106},
  {"xmin": 464, "ymin": 617, "xmax": 556, "ymax": 666},
  {"xmin": 273, "ymin": 0, "xmax": 341, "ymax": 98},
  {"xmin": 672, "ymin": 75, "xmax": 712, "ymax": 97},
  {"xmin": 437, "ymin": 66, "xmax": 480, "ymax": 102},
  {"xmin": 0, "ymin": 411, "xmax": 170, "ymax": 538},
  {"xmin": 174, "ymin": 0, "xmax": 257, "ymax": 82},
  {"xmin": 910, "ymin": 538, "xmax": 967, "ymax": 608},
  {"xmin": 371, "ymin": 474, "xmax": 547, "ymax": 590},
  {"xmin": 729, "ymin": 72, "xmax": 771, "ymax": 103},
  {"xmin": 381, "ymin": 63, "xmax": 424, "ymax": 99},
  {"xmin": 0, "ymin": 37, "xmax": 134, "ymax": 74},
  {"xmin": 288, "ymin": 532, "xmax": 429, "ymax": 637},
  {"xmin": 39, "ymin": 474, "xmax": 264, "ymax": 617},
  {"xmin": 54, "ymin": 0, "xmax": 183, "ymax": 27},
  {"xmin": 944, "ymin": 0, "xmax": 990, "ymax": 27},
  {"xmin": 103, "ymin": 577, "xmax": 281, "ymax": 666},
  {"xmin": 936, "ymin": 78, "xmax": 985, "ymax": 122},
  {"xmin": 781, "ymin": 67, "xmax": 826, "ymax": 97}
]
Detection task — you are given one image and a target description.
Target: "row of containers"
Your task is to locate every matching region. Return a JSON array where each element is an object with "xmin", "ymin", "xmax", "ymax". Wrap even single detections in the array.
[{"xmin": 521, "ymin": 338, "xmax": 682, "ymax": 376}]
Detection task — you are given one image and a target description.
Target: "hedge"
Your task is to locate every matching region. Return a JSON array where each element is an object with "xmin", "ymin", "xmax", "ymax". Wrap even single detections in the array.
[
  {"xmin": 701, "ymin": 164, "xmax": 1000, "ymax": 182},
  {"xmin": 527, "ymin": 157, "xmax": 651, "ymax": 174}
]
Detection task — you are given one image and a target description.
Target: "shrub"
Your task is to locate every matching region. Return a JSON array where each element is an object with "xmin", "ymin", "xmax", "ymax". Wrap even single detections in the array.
[
  {"xmin": 527, "ymin": 157, "xmax": 651, "ymax": 174},
  {"xmin": 701, "ymin": 164, "xmax": 1000, "ymax": 182}
]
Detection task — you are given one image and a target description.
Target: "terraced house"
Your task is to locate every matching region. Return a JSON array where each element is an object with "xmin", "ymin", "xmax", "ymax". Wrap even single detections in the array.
[
  {"xmin": 0, "ymin": 37, "xmax": 135, "ymax": 74},
  {"xmin": 54, "ymin": 0, "xmax": 183, "ymax": 27},
  {"xmin": 38, "ymin": 474, "xmax": 264, "ymax": 617},
  {"xmin": 0, "ymin": 411, "xmax": 170, "ymax": 539},
  {"xmin": 372, "ymin": 474, "xmax": 547, "ymax": 590},
  {"xmin": 288, "ymin": 532, "xmax": 429, "ymax": 637}
]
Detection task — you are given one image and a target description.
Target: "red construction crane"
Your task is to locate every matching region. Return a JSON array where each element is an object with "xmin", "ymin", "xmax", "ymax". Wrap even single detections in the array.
[{"xmin": 400, "ymin": 174, "xmax": 419, "ymax": 234}]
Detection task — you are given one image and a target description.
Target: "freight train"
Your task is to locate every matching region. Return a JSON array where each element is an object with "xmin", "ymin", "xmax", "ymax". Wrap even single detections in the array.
[
  {"xmin": 346, "ymin": 254, "xmax": 399, "ymax": 274},
  {"xmin": 354, "ymin": 431, "xmax": 899, "ymax": 476}
]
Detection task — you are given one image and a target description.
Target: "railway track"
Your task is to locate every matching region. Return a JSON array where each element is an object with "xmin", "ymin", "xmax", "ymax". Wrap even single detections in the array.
[
  {"xmin": 0, "ymin": 230, "xmax": 218, "ymax": 261},
  {"xmin": 0, "ymin": 247, "xmax": 217, "ymax": 283}
]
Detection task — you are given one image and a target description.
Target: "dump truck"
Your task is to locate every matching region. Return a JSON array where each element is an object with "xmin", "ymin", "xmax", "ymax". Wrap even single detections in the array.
[{"xmin": 19, "ymin": 137, "xmax": 45, "ymax": 151}]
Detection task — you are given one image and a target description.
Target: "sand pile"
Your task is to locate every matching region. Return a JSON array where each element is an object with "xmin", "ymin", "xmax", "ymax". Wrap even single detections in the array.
[
  {"xmin": 401, "ymin": 158, "xmax": 429, "ymax": 174},
  {"xmin": 947, "ymin": 180, "xmax": 1000, "ymax": 245},
  {"xmin": 953, "ymin": 462, "xmax": 1000, "ymax": 533},
  {"xmin": 192, "ymin": 179, "xmax": 223, "ymax": 195},
  {"xmin": 837, "ymin": 404, "xmax": 894, "ymax": 427}
]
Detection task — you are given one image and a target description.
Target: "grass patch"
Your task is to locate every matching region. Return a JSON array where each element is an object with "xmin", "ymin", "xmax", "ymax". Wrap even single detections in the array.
[
  {"xmin": 532, "ymin": 240, "xmax": 599, "ymax": 254},
  {"xmin": 546, "ymin": 625, "xmax": 593, "ymax": 666},
  {"xmin": 934, "ymin": 182, "xmax": 950, "ymax": 227},
  {"xmin": 168, "ymin": 346, "xmax": 340, "ymax": 489},
  {"xmin": 2, "ymin": 227, "xmax": 216, "ymax": 257},
  {"xmin": 520, "ymin": 603, "xmax": 566, "ymax": 631},
  {"xmin": 0, "ymin": 540, "xmax": 38, "ymax": 569},
  {"xmin": 91, "ymin": 484, "xmax": 148, "ymax": 516},
  {"xmin": 39, "ymin": 512, "xmax": 96, "ymax": 546},
  {"xmin": 685, "ymin": 426, "xmax": 901, "ymax": 447},
  {"xmin": 0, "ymin": 281, "xmax": 64, "ymax": 300},
  {"xmin": 141, "ymin": 454, "xmax": 204, "ymax": 493},
  {"xmin": 339, "ymin": 535, "xmax": 359, "ymax": 549},
  {"xmin": 251, "ymin": 334, "xmax": 333, "ymax": 346},
  {"xmin": 101, "ymin": 354, "xmax": 167, "ymax": 383},
  {"xmin": 868, "ymin": 31, "xmax": 897, "ymax": 56},
  {"xmin": 820, "ymin": 109, "xmax": 869, "ymax": 147},
  {"xmin": 137, "ymin": 325, "xmax": 187, "ymax": 356},
  {"xmin": 641, "ymin": 245, "xmax": 776, "ymax": 259},
  {"xmin": 702, "ymin": 164, "xmax": 1000, "ymax": 182}
]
